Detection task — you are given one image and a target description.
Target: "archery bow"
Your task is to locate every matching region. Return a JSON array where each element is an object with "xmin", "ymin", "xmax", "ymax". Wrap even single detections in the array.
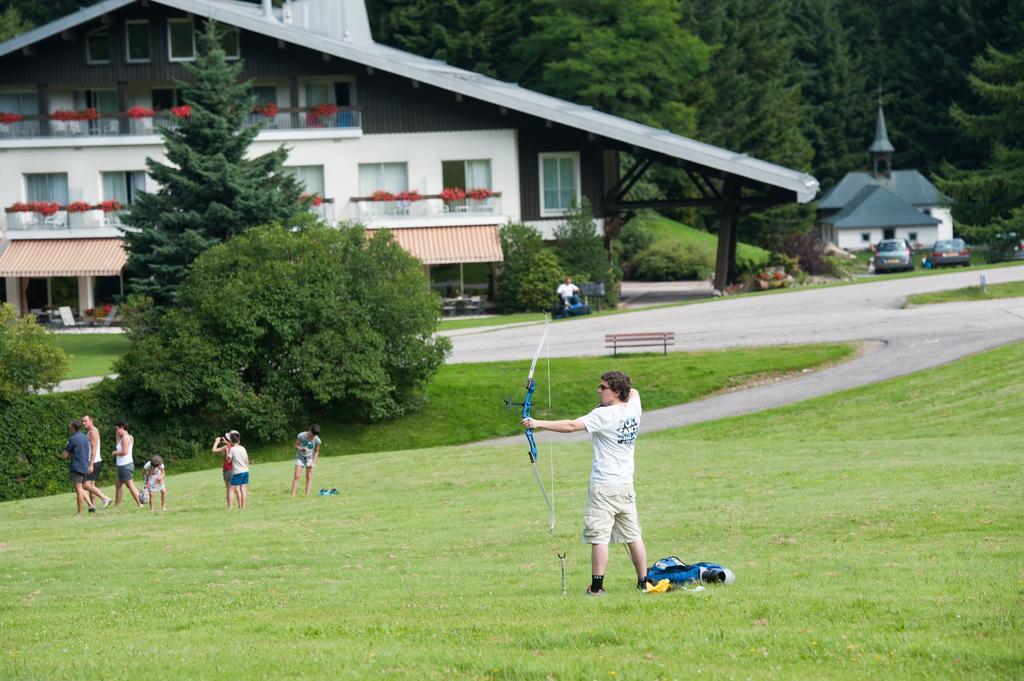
[{"xmin": 505, "ymin": 314, "xmax": 555, "ymax": 531}]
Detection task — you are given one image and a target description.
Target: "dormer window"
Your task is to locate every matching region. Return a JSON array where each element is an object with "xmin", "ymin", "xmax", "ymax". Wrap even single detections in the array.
[
  {"xmin": 125, "ymin": 20, "xmax": 151, "ymax": 63},
  {"xmin": 86, "ymin": 29, "xmax": 111, "ymax": 65},
  {"xmin": 168, "ymin": 18, "xmax": 196, "ymax": 62}
]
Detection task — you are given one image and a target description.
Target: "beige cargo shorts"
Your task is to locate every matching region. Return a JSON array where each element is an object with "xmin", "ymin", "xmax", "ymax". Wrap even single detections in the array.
[{"xmin": 582, "ymin": 484, "xmax": 642, "ymax": 544}]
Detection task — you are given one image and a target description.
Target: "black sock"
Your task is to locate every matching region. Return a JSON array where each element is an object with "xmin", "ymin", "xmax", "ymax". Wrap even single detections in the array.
[
  {"xmin": 591, "ymin": 575, "xmax": 604, "ymax": 592},
  {"xmin": 638, "ymin": 575, "xmax": 650, "ymax": 589}
]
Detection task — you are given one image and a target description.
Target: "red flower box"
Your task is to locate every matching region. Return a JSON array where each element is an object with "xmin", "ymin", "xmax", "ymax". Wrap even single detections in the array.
[
  {"xmin": 396, "ymin": 190, "xmax": 423, "ymax": 202},
  {"xmin": 6, "ymin": 202, "xmax": 31, "ymax": 213},
  {"xmin": 50, "ymin": 108, "xmax": 99, "ymax": 122},
  {"xmin": 371, "ymin": 190, "xmax": 396, "ymax": 202},
  {"xmin": 170, "ymin": 105, "xmax": 191, "ymax": 118},
  {"xmin": 98, "ymin": 200, "xmax": 122, "ymax": 212},
  {"xmin": 440, "ymin": 187, "xmax": 467, "ymax": 202},
  {"xmin": 67, "ymin": 201, "xmax": 93, "ymax": 213},
  {"xmin": 29, "ymin": 202, "xmax": 60, "ymax": 216},
  {"xmin": 0, "ymin": 112, "xmax": 24, "ymax": 124},
  {"xmin": 126, "ymin": 106, "xmax": 155, "ymax": 119},
  {"xmin": 300, "ymin": 193, "xmax": 325, "ymax": 206},
  {"xmin": 253, "ymin": 102, "xmax": 278, "ymax": 118},
  {"xmin": 467, "ymin": 188, "xmax": 493, "ymax": 200}
]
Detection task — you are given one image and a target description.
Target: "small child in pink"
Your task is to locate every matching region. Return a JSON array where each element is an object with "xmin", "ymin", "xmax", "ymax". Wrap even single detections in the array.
[{"xmin": 142, "ymin": 455, "xmax": 167, "ymax": 512}]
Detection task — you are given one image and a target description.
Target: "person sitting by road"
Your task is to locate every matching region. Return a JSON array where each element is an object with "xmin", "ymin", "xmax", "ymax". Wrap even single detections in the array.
[{"xmin": 556, "ymin": 277, "xmax": 581, "ymax": 306}]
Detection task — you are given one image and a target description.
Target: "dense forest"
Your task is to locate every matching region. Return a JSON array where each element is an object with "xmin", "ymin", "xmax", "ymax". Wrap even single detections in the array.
[{"xmin": 2, "ymin": 0, "xmax": 1022, "ymax": 241}]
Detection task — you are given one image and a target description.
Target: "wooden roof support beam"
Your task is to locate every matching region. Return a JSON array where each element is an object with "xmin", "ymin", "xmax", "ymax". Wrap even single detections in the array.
[{"xmin": 713, "ymin": 178, "xmax": 741, "ymax": 293}]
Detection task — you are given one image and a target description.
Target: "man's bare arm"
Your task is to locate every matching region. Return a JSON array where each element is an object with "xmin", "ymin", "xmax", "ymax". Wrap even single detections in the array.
[{"xmin": 521, "ymin": 418, "xmax": 587, "ymax": 433}]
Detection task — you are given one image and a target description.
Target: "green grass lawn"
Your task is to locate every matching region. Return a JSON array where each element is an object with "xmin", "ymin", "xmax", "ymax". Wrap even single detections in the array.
[
  {"xmin": 905, "ymin": 279, "xmax": 1024, "ymax": 306},
  {"xmin": 238, "ymin": 343, "xmax": 855, "ymax": 469},
  {"xmin": 52, "ymin": 333, "xmax": 130, "ymax": 379},
  {"xmin": 2, "ymin": 341, "xmax": 1019, "ymax": 679},
  {"xmin": 628, "ymin": 211, "xmax": 770, "ymax": 265}
]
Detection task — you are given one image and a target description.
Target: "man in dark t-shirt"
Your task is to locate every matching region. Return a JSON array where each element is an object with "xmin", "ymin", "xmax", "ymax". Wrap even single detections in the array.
[{"xmin": 61, "ymin": 419, "xmax": 93, "ymax": 514}]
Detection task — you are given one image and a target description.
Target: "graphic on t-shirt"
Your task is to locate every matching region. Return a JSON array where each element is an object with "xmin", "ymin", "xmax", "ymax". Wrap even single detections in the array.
[{"xmin": 616, "ymin": 417, "xmax": 639, "ymax": 445}]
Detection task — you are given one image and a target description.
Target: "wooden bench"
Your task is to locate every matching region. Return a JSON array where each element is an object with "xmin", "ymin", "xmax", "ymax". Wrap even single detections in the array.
[{"xmin": 605, "ymin": 332, "xmax": 675, "ymax": 356}]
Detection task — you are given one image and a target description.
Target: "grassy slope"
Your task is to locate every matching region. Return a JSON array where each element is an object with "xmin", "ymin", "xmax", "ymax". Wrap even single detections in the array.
[
  {"xmin": 52, "ymin": 333, "xmax": 130, "ymax": 380},
  {"xmin": 905, "ymin": 280, "xmax": 1024, "ymax": 306},
  {"xmin": 629, "ymin": 212, "xmax": 771, "ymax": 264},
  {"xmin": 1, "ymin": 342, "xmax": 1020, "ymax": 679}
]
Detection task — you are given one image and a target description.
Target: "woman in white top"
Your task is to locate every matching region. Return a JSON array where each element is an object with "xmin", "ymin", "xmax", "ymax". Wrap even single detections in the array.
[{"xmin": 111, "ymin": 421, "xmax": 143, "ymax": 507}]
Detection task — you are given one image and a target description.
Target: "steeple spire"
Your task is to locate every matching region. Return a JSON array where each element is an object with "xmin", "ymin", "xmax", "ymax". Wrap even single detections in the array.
[{"xmin": 869, "ymin": 86, "xmax": 894, "ymax": 178}]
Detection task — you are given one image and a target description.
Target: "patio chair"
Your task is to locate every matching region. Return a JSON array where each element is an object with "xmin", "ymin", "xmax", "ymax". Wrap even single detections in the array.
[
  {"xmin": 98, "ymin": 305, "xmax": 119, "ymax": 327},
  {"xmin": 57, "ymin": 306, "xmax": 77, "ymax": 327}
]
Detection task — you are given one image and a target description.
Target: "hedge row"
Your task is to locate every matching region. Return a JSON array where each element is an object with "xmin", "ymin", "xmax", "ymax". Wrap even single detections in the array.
[{"xmin": 0, "ymin": 381, "xmax": 212, "ymax": 503}]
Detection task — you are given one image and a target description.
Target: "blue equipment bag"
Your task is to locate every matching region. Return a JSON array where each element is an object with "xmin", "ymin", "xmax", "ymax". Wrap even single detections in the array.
[{"xmin": 647, "ymin": 556, "xmax": 735, "ymax": 584}]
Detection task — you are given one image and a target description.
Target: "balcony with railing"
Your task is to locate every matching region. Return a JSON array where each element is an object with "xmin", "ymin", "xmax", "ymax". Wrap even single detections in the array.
[
  {"xmin": 4, "ymin": 203, "xmax": 129, "ymax": 232},
  {"xmin": 350, "ymin": 191, "xmax": 503, "ymax": 223},
  {"xmin": 0, "ymin": 105, "xmax": 362, "ymax": 142}
]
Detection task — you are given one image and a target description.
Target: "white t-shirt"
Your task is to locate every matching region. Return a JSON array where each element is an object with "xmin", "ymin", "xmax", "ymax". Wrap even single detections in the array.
[
  {"xmin": 114, "ymin": 434, "xmax": 133, "ymax": 466},
  {"xmin": 557, "ymin": 283, "xmax": 579, "ymax": 299},
  {"xmin": 579, "ymin": 392, "xmax": 642, "ymax": 486},
  {"xmin": 228, "ymin": 445, "xmax": 249, "ymax": 474}
]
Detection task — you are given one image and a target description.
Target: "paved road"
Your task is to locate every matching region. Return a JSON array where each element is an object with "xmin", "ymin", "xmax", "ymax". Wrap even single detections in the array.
[{"xmin": 452, "ymin": 265, "xmax": 1024, "ymax": 445}]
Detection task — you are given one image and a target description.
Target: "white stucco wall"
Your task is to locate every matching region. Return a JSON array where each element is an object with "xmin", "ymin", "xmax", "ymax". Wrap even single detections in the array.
[
  {"xmin": 832, "ymin": 225, "xmax": 939, "ymax": 251},
  {"xmin": 0, "ymin": 128, "xmax": 523, "ymax": 233}
]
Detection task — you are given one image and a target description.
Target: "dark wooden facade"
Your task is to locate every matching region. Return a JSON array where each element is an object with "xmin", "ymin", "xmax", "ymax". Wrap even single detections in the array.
[{"xmin": 0, "ymin": 1, "xmax": 618, "ymax": 223}]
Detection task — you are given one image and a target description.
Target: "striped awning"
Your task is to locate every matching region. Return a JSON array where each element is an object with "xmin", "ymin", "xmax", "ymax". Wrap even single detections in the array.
[
  {"xmin": 0, "ymin": 238, "xmax": 127, "ymax": 277},
  {"xmin": 384, "ymin": 225, "xmax": 503, "ymax": 266}
]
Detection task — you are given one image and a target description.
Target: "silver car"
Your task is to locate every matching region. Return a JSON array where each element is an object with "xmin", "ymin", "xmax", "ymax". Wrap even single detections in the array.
[
  {"xmin": 873, "ymin": 239, "xmax": 915, "ymax": 273},
  {"xmin": 929, "ymin": 238, "xmax": 970, "ymax": 268}
]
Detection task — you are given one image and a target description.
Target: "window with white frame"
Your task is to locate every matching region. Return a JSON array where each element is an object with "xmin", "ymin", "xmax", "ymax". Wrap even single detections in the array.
[
  {"xmin": 284, "ymin": 166, "xmax": 325, "ymax": 197},
  {"xmin": 86, "ymin": 29, "xmax": 111, "ymax": 64},
  {"xmin": 125, "ymin": 20, "xmax": 151, "ymax": 63},
  {"xmin": 0, "ymin": 92, "xmax": 38, "ymax": 115},
  {"xmin": 539, "ymin": 152, "xmax": 580, "ymax": 216},
  {"xmin": 442, "ymin": 160, "xmax": 492, "ymax": 190},
  {"xmin": 167, "ymin": 18, "xmax": 195, "ymax": 61},
  {"xmin": 304, "ymin": 81, "xmax": 354, "ymax": 107},
  {"xmin": 25, "ymin": 173, "xmax": 69, "ymax": 204},
  {"xmin": 102, "ymin": 171, "xmax": 146, "ymax": 205},
  {"xmin": 359, "ymin": 163, "xmax": 408, "ymax": 196}
]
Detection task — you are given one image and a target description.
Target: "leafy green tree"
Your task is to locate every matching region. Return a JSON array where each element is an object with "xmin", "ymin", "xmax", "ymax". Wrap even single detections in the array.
[
  {"xmin": 517, "ymin": 249, "xmax": 564, "ymax": 312},
  {"xmin": 0, "ymin": 303, "xmax": 68, "ymax": 401},
  {"xmin": 495, "ymin": 222, "xmax": 545, "ymax": 311},
  {"xmin": 123, "ymin": 21, "xmax": 306, "ymax": 308},
  {"xmin": 514, "ymin": 0, "xmax": 710, "ymax": 135},
  {"xmin": 115, "ymin": 225, "xmax": 450, "ymax": 441},
  {"xmin": 934, "ymin": 45, "xmax": 1024, "ymax": 229},
  {"xmin": 0, "ymin": 5, "xmax": 31, "ymax": 41}
]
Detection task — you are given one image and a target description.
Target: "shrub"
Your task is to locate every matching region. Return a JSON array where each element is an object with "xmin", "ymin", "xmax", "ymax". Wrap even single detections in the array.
[
  {"xmin": 517, "ymin": 249, "xmax": 565, "ymax": 311},
  {"xmin": 0, "ymin": 303, "xmax": 69, "ymax": 402},
  {"xmin": 781, "ymin": 232, "xmax": 836, "ymax": 275},
  {"xmin": 115, "ymin": 224, "xmax": 450, "ymax": 441},
  {"xmin": 496, "ymin": 222, "xmax": 546, "ymax": 311},
  {"xmin": 631, "ymin": 242, "xmax": 712, "ymax": 280}
]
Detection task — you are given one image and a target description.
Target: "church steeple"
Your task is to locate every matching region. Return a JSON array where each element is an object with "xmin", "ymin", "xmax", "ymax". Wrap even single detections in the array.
[{"xmin": 869, "ymin": 89, "xmax": 894, "ymax": 179}]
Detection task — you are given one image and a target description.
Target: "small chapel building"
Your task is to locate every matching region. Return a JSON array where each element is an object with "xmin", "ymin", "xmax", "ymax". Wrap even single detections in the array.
[{"xmin": 817, "ymin": 99, "xmax": 951, "ymax": 251}]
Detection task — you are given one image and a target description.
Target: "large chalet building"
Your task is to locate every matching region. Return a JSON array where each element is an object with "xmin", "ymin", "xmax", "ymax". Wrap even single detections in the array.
[{"xmin": 0, "ymin": 0, "xmax": 818, "ymax": 317}]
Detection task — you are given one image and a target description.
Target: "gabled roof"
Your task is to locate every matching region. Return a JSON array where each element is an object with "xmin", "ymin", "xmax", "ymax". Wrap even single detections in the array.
[
  {"xmin": 0, "ymin": 0, "xmax": 820, "ymax": 203},
  {"xmin": 819, "ymin": 185, "xmax": 940, "ymax": 229},
  {"xmin": 818, "ymin": 170, "xmax": 949, "ymax": 210}
]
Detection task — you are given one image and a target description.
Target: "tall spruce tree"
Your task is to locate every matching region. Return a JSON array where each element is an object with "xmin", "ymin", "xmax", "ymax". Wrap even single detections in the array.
[
  {"xmin": 933, "ymin": 45, "xmax": 1024, "ymax": 228},
  {"xmin": 123, "ymin": 21, "xmax": 306, "ymax": 307}
]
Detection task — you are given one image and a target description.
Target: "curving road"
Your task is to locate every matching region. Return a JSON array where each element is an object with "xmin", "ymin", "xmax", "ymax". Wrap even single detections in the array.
[{"xmin": 449, "ymin": 265, "xmax": 1024, "ymax": 445}]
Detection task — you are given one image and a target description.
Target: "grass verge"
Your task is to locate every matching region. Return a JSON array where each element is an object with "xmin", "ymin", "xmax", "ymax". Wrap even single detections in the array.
[
  {"xmin": 1, "ymin": 342, "xmax": 1019, "ymax": 679},
  {"xmin": 905, "ymin": 279, "xmax": 1024, "ymax": 306},
  {"xmin": 52, "ymin": 333, "xmax": 130, "ymax": 380}
]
